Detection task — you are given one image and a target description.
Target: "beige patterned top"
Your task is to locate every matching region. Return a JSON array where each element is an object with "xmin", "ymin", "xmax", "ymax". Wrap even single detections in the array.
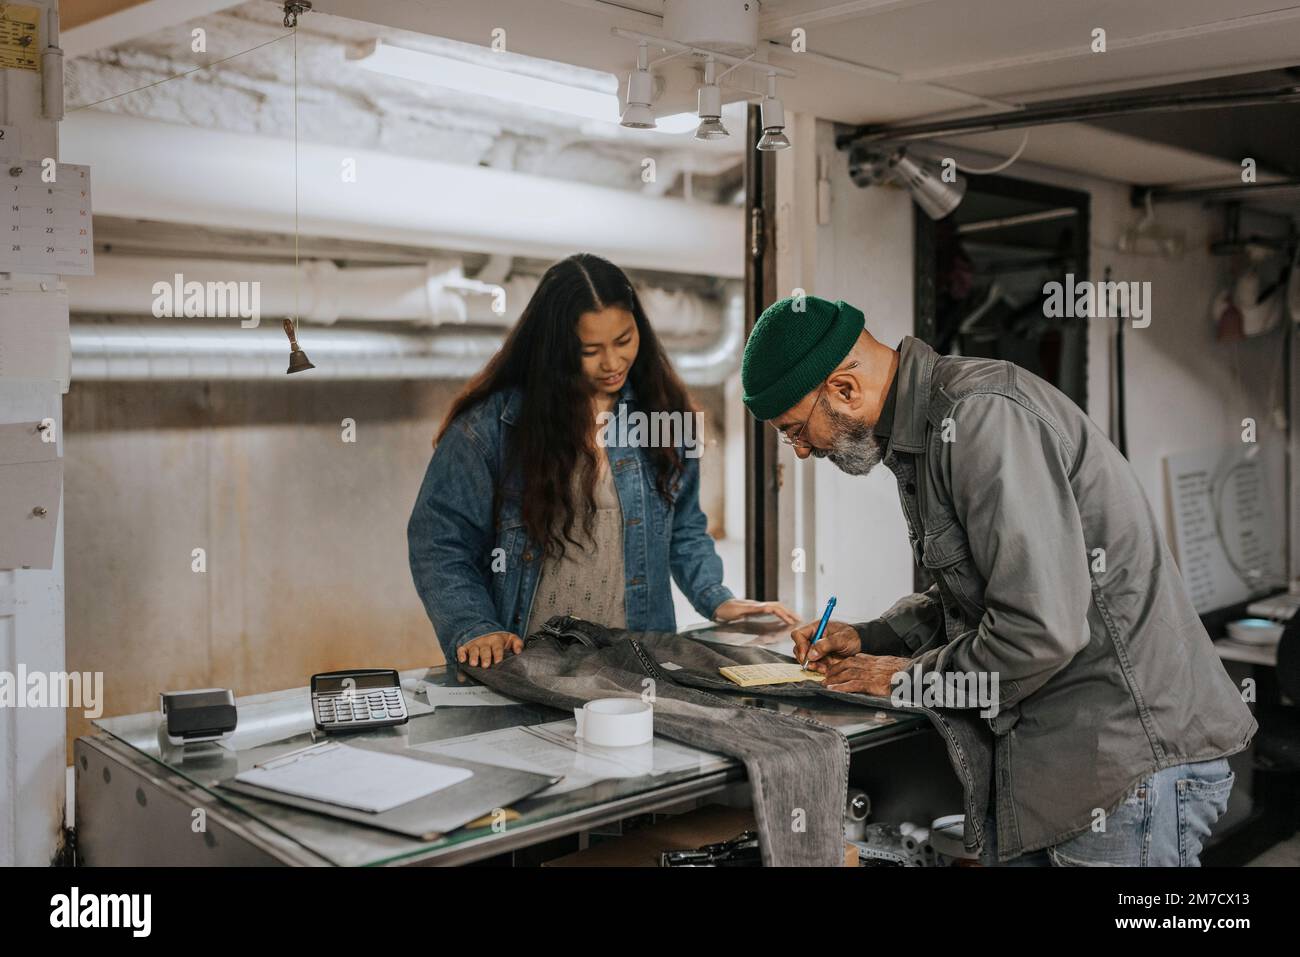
[{"xmin": 524, "ymin": 456, "xmax": 626, "ymax": 637}]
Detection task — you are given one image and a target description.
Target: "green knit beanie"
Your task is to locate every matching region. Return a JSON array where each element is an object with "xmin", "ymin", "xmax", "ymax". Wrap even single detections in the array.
[{"xmin": 741, "ymin": 295, "xmax": 864, "ymax": 420}]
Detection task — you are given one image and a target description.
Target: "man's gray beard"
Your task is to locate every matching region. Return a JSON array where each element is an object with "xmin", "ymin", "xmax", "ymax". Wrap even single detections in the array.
[{"xmin": 811, "ymin": 402, "xmax": 883, "ymax": 476}]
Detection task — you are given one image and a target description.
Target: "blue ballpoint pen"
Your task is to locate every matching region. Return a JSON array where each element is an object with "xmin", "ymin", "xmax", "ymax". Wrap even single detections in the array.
[{"xmin": 803, "ymin": 596, "xmax": 837, "ymax": 672}]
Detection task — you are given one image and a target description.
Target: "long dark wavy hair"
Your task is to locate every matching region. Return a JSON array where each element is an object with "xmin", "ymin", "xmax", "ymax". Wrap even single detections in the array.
[{"xmin": 437, "ymin": 253, "xmax": 694, "ymax": 558}]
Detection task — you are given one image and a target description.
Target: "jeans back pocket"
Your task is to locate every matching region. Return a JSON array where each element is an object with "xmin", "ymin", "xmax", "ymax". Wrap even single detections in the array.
[{"xmin": 1175, "ymin": 767, "xmax": 1234, "ymax": 866}]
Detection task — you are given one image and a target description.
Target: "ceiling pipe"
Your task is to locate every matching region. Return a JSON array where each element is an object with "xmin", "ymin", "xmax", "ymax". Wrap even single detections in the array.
[
  {"xmin": 836, "ymin": 83, "xmax": 1300, "ymax": 149},
  {"xmin": 956, "ymin": 207, "xmax": 1079, "ymax": 235},
  {"xmin": 68, "ymin": 292, "xmax": 743, "ymax": 385},
  {"xmin": 1133, "ymin": 179, "xmax": 1300, "ymax": 207},
  {"xmin": 61, "ymin": 112, "xmax": 745, "ymax": 280},
  {"xmin": 71, "ymin": 256, "xmax": 728, "ymax": 338},
  {"xmin": 670, "ymin": 286, "xmax": 744, "ymax": 383},
  {"xmin": 69, "ymin": 255, "xmax": 725, "ymax": 337},
  {"xmin": 67, "ymin": 256, "xmax": 502, "ymax": 327}
]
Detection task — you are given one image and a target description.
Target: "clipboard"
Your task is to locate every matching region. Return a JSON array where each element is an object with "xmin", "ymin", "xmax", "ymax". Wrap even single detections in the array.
[{"xmin": 218, "ymin": 739, "xmax": 560, "ymax": 841}]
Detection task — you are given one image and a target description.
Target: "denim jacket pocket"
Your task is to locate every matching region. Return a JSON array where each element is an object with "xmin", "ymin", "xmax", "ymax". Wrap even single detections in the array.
[
  {"xmin": 922, "ymin": 521, "xmax": 986, "ymax": 614},
  {"xmin": 987, "ymin": 703, "xmax": 1020, "ymax": 736},
  {"xmin": 920, "ymin": 521, "xmax": 969, "ymax": 567}
]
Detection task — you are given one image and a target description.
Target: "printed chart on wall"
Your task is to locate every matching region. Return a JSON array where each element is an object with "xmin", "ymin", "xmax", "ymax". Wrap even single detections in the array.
[
  {"xmin": 0, "ymin": 5, "xmax": 40, "ymax": 72},
  {"xmin": 1164, "ymin": 443, "xmax": 1287, "ymax": 613},
  {"xmin": 0, "ymin": 161, "xmax": 93, "ymax": 275}
]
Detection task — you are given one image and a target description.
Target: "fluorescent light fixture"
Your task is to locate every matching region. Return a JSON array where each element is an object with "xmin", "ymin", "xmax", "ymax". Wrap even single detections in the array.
[{"xmin": 352, "ymin": 39, "xmax": 622, "ymax": 124}]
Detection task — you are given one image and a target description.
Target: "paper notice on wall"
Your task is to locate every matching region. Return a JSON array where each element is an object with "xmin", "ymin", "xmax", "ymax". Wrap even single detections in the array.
[
  {"xmin": 1164, "ymin": 443, "xmax": 1286, "ymax": 613},
  {"xmin": 0, "ymin": 6, "xmax": 40, "ymax": 72},
  {"xmin": 0, "ymin": 285, "xmax": 69, "ymax": 389},
  {"xmin": 0, "ymin": 162, "xmax": 93, "ymax": 276}
]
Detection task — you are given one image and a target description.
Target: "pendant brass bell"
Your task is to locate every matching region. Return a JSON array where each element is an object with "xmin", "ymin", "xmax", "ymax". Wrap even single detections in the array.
[{"xmin": 282, "ymin": 317, "xmax": 315, "ymax": 374}]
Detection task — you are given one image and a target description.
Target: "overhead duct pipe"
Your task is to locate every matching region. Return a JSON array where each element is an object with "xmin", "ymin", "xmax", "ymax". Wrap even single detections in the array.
[
  {"xmin": 61, "ymin": 112, "xmax": 745, "ymax": 280},
  {"xmin": 67, "ymin": 256, "xmax": 500, "ymax": 327},
  {"xmin": 1133, "ymin": 179, "xmax": 1300, "ymax": 207},
  {"xmin": 837, "ymin": 83, "xmax": 1300, "ymax": 149},
  {"xmin": 69, "ymin": 296, "xmax": 744, "ymax": 385},
  {"xmin": 69, "ymin": 255, "xmax": 726, "ymax": 338}
]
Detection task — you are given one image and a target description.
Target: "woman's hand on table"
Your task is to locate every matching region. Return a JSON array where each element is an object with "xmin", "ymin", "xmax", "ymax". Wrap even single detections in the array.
[
  {"xmin": 457, "ymin": 631, "xmax": 523, "ymax": 668},
  {"xmin": 713, "ymin": 598, "xmax": 801, "ymax": 626}
]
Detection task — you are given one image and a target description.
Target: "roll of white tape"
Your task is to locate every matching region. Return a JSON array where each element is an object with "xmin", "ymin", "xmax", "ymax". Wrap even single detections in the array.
[{"xmin": 573, "ymin": 698, "xmax": 654, "ymax": 747}]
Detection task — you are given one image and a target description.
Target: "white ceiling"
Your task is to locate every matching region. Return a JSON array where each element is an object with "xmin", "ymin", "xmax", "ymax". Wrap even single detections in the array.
[{"xmin": 301, "ymin": 0, "xmax": 1300, "ymax": 185}]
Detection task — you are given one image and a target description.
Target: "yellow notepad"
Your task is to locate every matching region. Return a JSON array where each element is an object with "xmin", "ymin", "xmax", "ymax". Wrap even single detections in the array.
[{"xmin": 719, "ymin": 663, "xmax": 825, "ymax": 687}]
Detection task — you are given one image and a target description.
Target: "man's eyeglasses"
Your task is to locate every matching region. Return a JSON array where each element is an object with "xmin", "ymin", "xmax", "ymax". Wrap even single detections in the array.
[
  {"xmin": 773, "ymin": 361, "xmax": 857, "ymax": 450},
  {"xmin": 776, "ymin": 380, "xmax": 829, "ymax": 449}
]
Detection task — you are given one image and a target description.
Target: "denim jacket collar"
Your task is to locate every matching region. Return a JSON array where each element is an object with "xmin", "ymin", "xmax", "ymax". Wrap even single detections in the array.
[
  {"xmin": 885, "ymin": 335, "xmax": 939, "ymax": 458},
  {"xmin": 500, "ymin": 388, "xmax": 523, "ymax": 426}
]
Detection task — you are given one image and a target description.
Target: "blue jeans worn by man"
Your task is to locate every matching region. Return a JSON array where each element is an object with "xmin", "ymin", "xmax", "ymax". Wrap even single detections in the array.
[{"xmin": 986, "ymin": 758, "xmax": 1235, "ymax": 866}]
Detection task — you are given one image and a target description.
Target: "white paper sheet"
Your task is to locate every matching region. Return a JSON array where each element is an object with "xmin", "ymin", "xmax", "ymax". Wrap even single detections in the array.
[
  {"xmin": 235, "ymin": 741, "xmax": 471, "ymax": 813},
  {"xmin": 0, "ymin": 286, "xmax": 70, "ymax": 389},
  {"xmin": 1164, "ymin": 443, "xmax": 1286, "ymax": 612},
  {"xmin": 421, "ymin": 684, "xmax": 519, "ymax": 707}
]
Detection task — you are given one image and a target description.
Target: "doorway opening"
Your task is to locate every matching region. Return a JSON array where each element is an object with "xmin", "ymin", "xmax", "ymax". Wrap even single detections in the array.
[{"xmin": 915, "ymin": 175, "xmax": 1091, "ymax": 409}]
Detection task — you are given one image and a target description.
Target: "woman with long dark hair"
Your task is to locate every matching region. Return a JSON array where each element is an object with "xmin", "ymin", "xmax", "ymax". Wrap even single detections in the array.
[{"xmin": 408, "ymin": 253, "xmax": 795, "ymax": 667}]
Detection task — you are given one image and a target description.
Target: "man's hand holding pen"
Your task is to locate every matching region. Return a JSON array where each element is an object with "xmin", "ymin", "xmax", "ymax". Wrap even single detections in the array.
[{"xmin": 791, "ymin": 620, "xmax": 910, "ymax": 696}]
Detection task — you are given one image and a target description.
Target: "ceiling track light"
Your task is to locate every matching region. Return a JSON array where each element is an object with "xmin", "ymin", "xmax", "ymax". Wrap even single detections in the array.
[
  {"xmin": 620, "ymin": 41, "xmax": 657, "ymax": 130},
  {"xmin": 695, "ymin": 56, "xmax": 728, "ymax": 141},
  {"xmin": 610, "ymin": 27, "xmax": 797, "ymax": 151},
  {"xmin": 757, "ymin": 72, "xmax": 790, "ymax": 151},
  {"xmin": 848, "ymin": 145, "xmax": 966, "ymax": 220}
]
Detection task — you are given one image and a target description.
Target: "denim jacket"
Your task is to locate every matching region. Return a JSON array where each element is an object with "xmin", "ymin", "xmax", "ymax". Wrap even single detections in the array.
[{"xmin": 407, "ymin": 384, "xmax": 734, "ymax": 658}]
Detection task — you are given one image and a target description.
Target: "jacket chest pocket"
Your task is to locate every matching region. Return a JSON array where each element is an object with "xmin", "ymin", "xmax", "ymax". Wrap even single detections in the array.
[
  {"xmin": 920, "ymin": 521, "xmax": 986, "ymax": 618},
  {"xmin": 616, "ymin": 454, "xmax": 668, "ymax": 532},
  {"xmin": 493, "ymin": 482, "xmax": 531, "ymax": 570}
]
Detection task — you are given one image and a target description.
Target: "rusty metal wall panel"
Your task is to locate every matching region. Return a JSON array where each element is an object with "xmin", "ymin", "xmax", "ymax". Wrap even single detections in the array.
[{"xmin": 61, "ymin": 380, "xmax": 729, "ymax": 756}]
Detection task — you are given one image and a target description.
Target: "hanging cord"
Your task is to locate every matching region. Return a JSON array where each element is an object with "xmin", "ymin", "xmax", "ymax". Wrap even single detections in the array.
[
  {"xmin": 953, "ymin": 131, "xmax": 1030, "ymax": 175},
  {"xmin": 69, "ymin": 33, "xmax": 294, "ymax": 112},
  {"xmin": 293, "ymin": 25, "xmax": 299, "ymax": 334}
]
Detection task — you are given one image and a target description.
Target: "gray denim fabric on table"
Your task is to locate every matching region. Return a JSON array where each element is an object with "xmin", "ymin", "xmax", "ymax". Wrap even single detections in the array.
[
  {"xmin": 464, "ymin": 615, "xmax": 994, "ymax": 866},
  {"xmin": 464, "ymin": 616, "xmax": 849, "ymax": 866}
]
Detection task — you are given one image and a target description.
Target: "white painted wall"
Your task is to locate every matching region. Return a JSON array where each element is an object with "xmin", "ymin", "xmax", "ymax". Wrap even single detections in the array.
[
  {"xmin": 0, "ymin": 0, "xmax": 69, "ymax": 866},
  {"xmin": 772, "ymin": 116, "xmax": 915, "ymax": 625},
  {"xmin": 808, "ymin": 120, "xmax": 916, "ymax": 624},
  {"xmin": 1082, "ymin": 182, "xmax": 1288, "ymax": 544}
]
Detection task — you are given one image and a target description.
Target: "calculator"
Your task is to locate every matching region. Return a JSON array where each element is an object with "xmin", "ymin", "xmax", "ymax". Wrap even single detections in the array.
[{"xmin": 310, "ymin": 669, "xmax": 409, "ymax": 733}]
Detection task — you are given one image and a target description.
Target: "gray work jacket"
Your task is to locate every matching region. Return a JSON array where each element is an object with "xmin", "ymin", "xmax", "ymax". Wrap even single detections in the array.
[{"xmin": 856, "ymin": 336, "xmax": 1257, "ymax": 860}]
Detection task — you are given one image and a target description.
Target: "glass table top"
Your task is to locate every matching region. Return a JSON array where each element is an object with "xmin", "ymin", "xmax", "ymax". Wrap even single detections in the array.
[{"xmin": 94, "ymin": 625, "xmax": 926, "ymax": 866}]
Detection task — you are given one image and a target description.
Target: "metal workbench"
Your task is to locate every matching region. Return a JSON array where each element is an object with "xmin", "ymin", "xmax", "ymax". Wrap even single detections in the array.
[{"xmin": 75, "ymin": 620, "xmax": 938, "ymax": 866}]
